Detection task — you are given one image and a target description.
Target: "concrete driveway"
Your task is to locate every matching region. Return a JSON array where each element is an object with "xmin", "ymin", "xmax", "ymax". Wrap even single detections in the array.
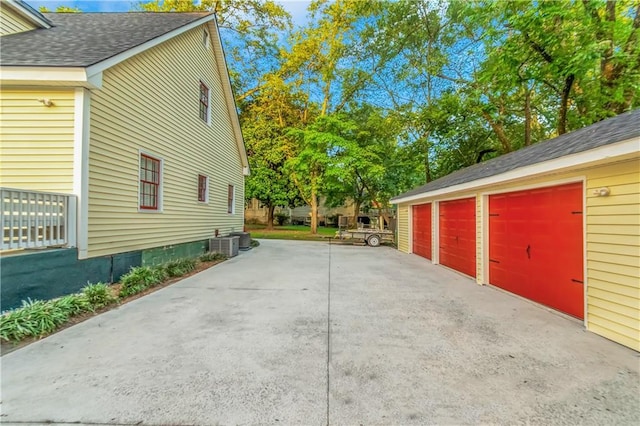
[{"xmin": 1, "ymin": 240, "xmax": 638, "ymax": 425}]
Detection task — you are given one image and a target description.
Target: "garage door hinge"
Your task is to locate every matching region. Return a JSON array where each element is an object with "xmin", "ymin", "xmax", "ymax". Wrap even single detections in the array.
[
  {"xmin": 571, "ymin": 211, "xmax": 583, "ymax": 215},
  {"xmin": 489, "ymin": 213, "xmax": 499, "ymax": 217},
  {"xmin": 489, "ymin": 259, "xmax": 500, "ymax": 263},
  {"xmin": 571, "ymin": 279, "xmax": 584, "ymax": 284}
]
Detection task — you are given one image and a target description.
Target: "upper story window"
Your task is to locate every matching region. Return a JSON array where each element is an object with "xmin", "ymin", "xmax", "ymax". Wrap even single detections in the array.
[
  {"xmin": 199, "ymin": 81, "xmax": 209, "ymax": 123},
  {"xmin": 227, "ymin": 184, "xmax": 235, "ymax": 214},
  {"xmin": 139, "ymin": 153, "xmax": 162, "ymax": 211},
  {"xmin": 203, "ymin": 27, "xmax": 210, "ymax": 48},
  {"xmin": 198, "ymin": 174, "xmax": 209, "ymax": 203}
]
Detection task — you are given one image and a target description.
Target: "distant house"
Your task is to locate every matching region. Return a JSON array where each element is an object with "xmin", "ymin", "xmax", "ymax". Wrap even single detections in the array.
[
  {"xmin": 245, "ymin": 198, "xmax": 354, "ymax": 226},
  {"xmin": 391, "ymin": 110, "xmax": 640, "ymax": 352},
  {"xmin": 0, "ymin": 1, "xmax": 249, "ymax": 309}
]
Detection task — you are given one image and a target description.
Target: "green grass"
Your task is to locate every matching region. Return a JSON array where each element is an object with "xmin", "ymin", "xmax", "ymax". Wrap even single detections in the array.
[{"xmin": 245, "ymin": 224, "xmax": 337, "ymax": 241}]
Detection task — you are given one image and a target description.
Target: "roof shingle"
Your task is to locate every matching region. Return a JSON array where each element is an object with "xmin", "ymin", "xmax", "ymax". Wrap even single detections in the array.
[
  {"xmin": 392, "ymin": 109, "xmax": 640, "ymax": 202},
  {"xmin": 0, "ymin": 12, "xmax": 212, "ymax": 67}
]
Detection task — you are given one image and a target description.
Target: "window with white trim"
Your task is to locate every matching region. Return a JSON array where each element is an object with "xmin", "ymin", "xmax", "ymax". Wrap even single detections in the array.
[
  {"xmin": 199, "ymin": 81, "xmax": 209, "ymax": 123},
  {"xmin": 198, "ymin": 174, "xmax": 209, "ymax": 203},
  {"xmin": 227, "ymin": 184, "xmax": 235, "ymax": 214},
  {"xmin": 139, "ymin": 153, "xmax": 162, "ymax": 211}
]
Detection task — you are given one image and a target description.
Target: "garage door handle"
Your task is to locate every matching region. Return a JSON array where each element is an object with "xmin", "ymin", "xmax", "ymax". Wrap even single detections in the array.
[
  {"xmin": 489, "ymin": 259, "xmax": 500, "ymax": 263},
  {"xmin": 526, "ymin": 245, "xmax": 531, "ymax": 259}
]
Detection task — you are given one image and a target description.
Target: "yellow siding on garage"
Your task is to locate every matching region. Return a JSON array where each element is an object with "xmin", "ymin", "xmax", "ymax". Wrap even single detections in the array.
[
  {"xmin": 0, "ymin": 5, "xmax": 37, "ymax": 35},
  {"xmin": 88, "ymin": 24, "xmax": 244, "ymax": 258},
  {"xmin": 585, "ymin": 158, "xmax": 640, "ymax": 351},
  {"xmin": 397, "ymin": 205, "xmax": 409, "ymax": 252},
  {"xmin": 0, "ymin": 89, "xmax": 75, "ymax": 193},
  {"xmin": 475, "ymin": 194, "xmax": 483, "ymax": 284},
  {"xmin": 394, "ymin": 155, "xmax": 639, "ymax": 351}
]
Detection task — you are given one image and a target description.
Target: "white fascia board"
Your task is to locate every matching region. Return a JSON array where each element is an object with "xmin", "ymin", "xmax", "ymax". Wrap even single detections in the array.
[
  {"xmin": 391, "ymin": 137, "xmax": 640, "ymax": 205},
  {"xmin": 208, "ymin": 18, "xmax": 250, "ymax": 175},
  {"xmin": 85, "ymin": 14, "xmax": 216, "ymax": 76},
  {"xmin": 73, "ymin": 88, "xmax": 91, "ymax": 259},
  {"xmin": 0, "ymin": 67, "xmax": 102, "ymax": 88},
  {"xmin": 5, "ymin": 0, "xmax": 52, "ymax": 28}
]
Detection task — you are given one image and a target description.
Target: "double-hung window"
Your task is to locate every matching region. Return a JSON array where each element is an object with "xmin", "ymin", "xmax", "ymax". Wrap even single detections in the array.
[
  {"xmin": 198, "ymin": 174, "xmax": 209, "ymax": 203},
  {"xmin": 227, "ymin": 184, "xmax": 234, "ymax": 214},
  {"xmin": 199, "ymin": 81, "xmax": 209, "ymax": 123},
  {"xmin": 139, "ymin": 153, "xmax": 161, "ymax": 211}
]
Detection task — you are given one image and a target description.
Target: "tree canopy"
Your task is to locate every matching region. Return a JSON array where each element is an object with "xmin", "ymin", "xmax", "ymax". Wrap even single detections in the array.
[{"xmin": 43, "ymin": 0, "xmax": 639, "ymax": 232}]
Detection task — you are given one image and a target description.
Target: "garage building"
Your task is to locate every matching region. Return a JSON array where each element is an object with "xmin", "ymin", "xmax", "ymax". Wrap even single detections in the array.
[{"xmin": 391, "ymin": 110, "xmax": 640, "ymax": 351}]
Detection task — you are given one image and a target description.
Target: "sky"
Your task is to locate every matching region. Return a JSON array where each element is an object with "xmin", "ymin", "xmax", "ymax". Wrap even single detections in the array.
[{"xmin": 28, "ymin": 0, "xmax": 311, "ymax": 25}]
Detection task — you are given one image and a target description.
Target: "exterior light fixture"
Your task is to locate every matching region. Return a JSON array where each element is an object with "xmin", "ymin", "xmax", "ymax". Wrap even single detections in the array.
[{"xmin": 37, "ymin": 98, "xmax": 54, "ymax": 107}]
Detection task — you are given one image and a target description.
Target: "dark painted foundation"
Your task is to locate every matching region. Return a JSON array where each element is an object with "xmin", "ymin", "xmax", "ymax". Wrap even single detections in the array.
[
  {"xmin": 0, "ymin": 240, "xmax": 211, "ymax": 312},
  {"xmin": 0, "ymin": 248, "xmax": 141, "ymax": 312}
]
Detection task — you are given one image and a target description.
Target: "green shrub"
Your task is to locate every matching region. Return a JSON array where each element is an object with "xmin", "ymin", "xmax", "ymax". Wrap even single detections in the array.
[
  {"xmin": 250, "ymin": 239, "xmax": 260, "ymax": 248},
  {"xmin": 0, "ymin": 299, "xmax": 70, "ymax": 342},
  {"xmin": 53, "ymin": 294, "xmax": 92, "ymax": 315},
  {"xmin": 119, "ymin": 266, "xmax": 167, "ymax": 298},
  {"xmin": 164, "ymin": 258, "xmax": 197, "ymax": 278},
  {"xmin": 199, "ymin": 251, "xmax": 227, "ymax": 262},
  {"xmin": 274, "ymin": 212, "xmax": 289, "ymax": 226},
  {"xmin": 81, "ymin": 282, "xmax": 116, "ymax": 309},
  {"xmin": 118, "ymin": 283, "xmax": 147, "ymax": 298}
]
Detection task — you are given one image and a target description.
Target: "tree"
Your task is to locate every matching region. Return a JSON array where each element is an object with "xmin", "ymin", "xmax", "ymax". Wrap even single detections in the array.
[
  {"xmin": 286, "ymin": 115, "xmax": 353, "ymax": 234},
  {"xmin": 241, "ymin": 75, "xmax": 307, "ymax": 229},
  {"xmin": 38, "ymin": 5, "xmax": 81, "ymax": 12}
]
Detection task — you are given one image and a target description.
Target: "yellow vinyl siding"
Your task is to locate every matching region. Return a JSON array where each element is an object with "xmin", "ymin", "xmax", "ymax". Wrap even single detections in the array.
[
  {"xmin": 395, "ymin": 156, "xmax": 639, "ymax": 351},
  {"xmin": 0, "ymin": 5, "xmax": 37, "ymax": 35},
  {"xmin": 584, "ymin": 158, "xmax": 639, "ymax": 351},
  {"xmin": 0, "ymin": 89, "xmax": 75, "ymax": 193},
  {"xmin": 88, "ymin": 25, "xmax": 244, "ymax": 257},
  {"xmin": 397, "ymin": 205, "xmax": 408, "ymax": 252}
]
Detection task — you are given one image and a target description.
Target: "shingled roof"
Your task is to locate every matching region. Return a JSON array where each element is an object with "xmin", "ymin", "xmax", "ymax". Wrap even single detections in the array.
[
  {"xmin": 0, "ymin": 12, "xmax": 212, "ymax": 67},
  {"xmin": 392, "ymin": 109, "xmax": 640, "ymax": 202}
]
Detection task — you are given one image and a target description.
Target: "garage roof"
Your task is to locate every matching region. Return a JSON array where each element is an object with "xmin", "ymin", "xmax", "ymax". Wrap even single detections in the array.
[{"xmin": 391, "ymin": 109, "xmax": 640, "ymax": 203}]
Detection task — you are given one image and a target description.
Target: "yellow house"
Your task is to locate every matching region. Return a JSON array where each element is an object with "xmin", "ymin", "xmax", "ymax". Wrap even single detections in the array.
[
  {"xmin": 0, "ymin": 1, "xmax": 249, "ymax": 308},
  {"xmin": 391, "ymin": 110, "xmax": 640, "ymax": 352}
]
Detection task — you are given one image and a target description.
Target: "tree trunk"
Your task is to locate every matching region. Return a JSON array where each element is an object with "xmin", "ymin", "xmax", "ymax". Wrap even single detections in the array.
[
  {"xmin": 310, "ymin": 191, "xmax": 318, "ymax": 234},
  {"xmin": 481, "ymin": 111, "xmax": 513, "ymax": 152},
  {"xmin": 425, "ymin": 142, "xmax": 432, "ymax": 182},
  {"xmin": 266, "ymin": 205, "xmax": 275, "ymax": 230},
  {"xmin": 558, "ymin": 74, "xmax": 575, "ymax": 135},
  {"xmin": 352, "ymin": 200, "xmax": 362, "ymax": 228},
  {"xmin": 524, "ymin": 87, "xmax": 532, "ymax": 146}
]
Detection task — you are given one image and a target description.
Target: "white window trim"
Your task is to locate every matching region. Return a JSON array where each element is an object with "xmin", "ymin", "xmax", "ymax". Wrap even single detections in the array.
[
  {"xmin": 228, "ymin": 184, "xmax": 235, "ymax": 214},
  {"xmin": 199, "ymin": 80, "xmax": 212, "ymax": 126},
  {"xmin": 198, "ymin": 174, "xmax": 210, "ymax": 204},
  {"xmin": 138, "ymin": 149, "xmax": 164, "ymax": 213}
]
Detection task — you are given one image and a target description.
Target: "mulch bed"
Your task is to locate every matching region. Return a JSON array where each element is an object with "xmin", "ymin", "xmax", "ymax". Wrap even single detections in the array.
[{"xmin": 0, "ymin": 258, "xmax": 225, "ymax": 356}]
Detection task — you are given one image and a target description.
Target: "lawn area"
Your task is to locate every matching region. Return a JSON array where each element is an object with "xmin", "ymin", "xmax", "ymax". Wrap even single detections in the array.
[{"xmin": 245, "ymin": 224, "xmax": 337, "ymax": 241}]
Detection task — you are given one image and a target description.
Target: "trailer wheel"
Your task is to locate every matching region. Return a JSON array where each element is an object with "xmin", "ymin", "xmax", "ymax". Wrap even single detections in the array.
[{"xmin": 367, "ymin": 234, "xmax": 381, "ymax": 247}]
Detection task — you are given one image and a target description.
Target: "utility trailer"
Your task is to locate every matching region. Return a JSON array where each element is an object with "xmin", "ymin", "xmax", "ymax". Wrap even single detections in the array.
[{"xmin": 335, "ymin": 228, "xmax": 395, "ymax": 247}]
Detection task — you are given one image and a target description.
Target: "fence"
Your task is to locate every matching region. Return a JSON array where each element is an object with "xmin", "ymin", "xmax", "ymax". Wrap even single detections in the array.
[{"xmin": 1, "ymin": 188, "xmax": 76, "ymax": 251}]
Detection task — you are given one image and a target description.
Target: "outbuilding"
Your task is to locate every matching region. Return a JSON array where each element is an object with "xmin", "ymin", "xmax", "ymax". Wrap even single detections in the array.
[{"xmin": 391, "ymin": 110, "xmax": 640, "ymax": 352}]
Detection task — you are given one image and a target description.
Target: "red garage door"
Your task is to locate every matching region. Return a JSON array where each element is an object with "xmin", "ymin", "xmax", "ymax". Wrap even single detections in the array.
[
  {"xmin": 439, "ymin": 198, "xmax": 476, "ymax": 277},
  {"xmin": 489, "ymin": 182, "xmax": 584, "ymax": 319},
  {"xmin": 413, "ymin": 203, "xmax": 432, "ymax": 259}
]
